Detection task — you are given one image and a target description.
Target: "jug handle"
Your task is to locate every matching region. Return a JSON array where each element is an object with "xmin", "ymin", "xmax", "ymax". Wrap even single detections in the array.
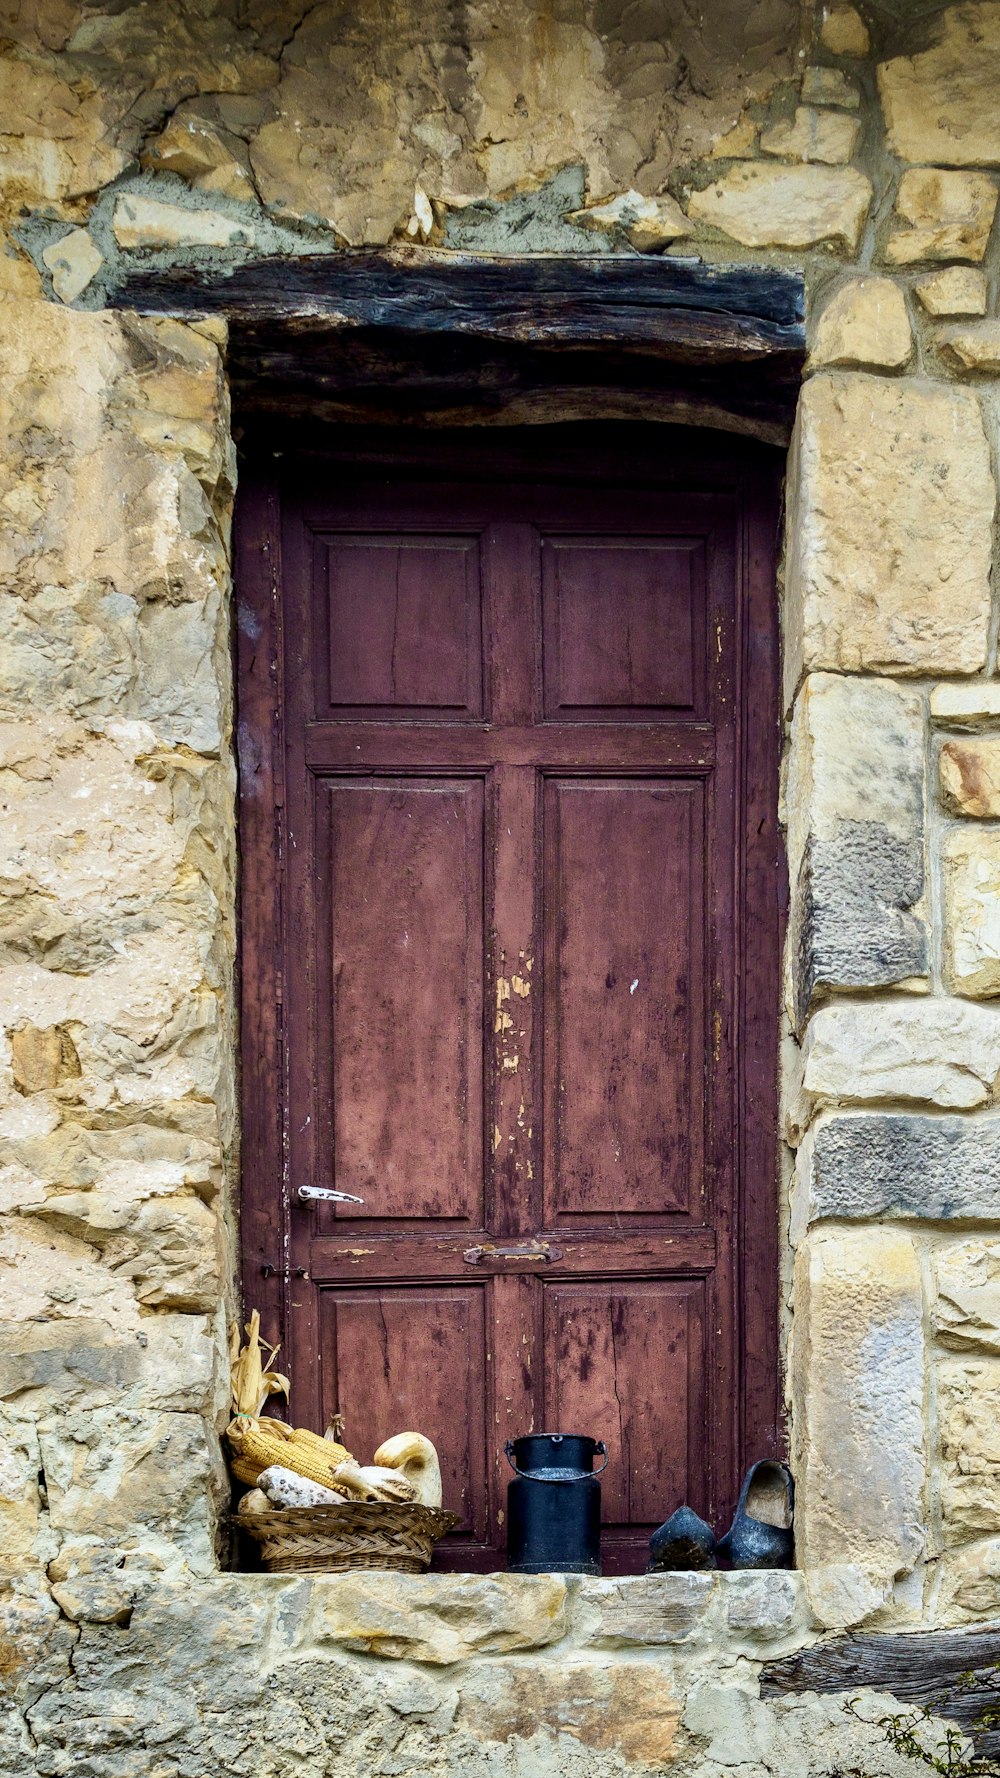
[{"xmin": 504, "ymin": 1440, "xmax": 609, "ymax": 1479}]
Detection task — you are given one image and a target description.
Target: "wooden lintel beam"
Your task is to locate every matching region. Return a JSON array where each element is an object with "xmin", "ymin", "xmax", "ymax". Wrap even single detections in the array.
[{"xmin": 108, "ymin": 250, "xmax": 805, "ymax": 358}]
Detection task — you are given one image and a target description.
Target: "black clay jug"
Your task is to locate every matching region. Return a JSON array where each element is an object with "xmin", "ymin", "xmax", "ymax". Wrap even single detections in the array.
[{"xmin": 505, "ymin": 1433, "xmax": 607, "ymax": 1575}]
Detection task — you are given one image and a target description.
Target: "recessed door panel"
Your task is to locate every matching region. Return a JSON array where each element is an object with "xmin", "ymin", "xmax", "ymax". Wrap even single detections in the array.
[
  {"xmin": 543, "ymin": 778, "xmax": 704, "ymax": 1222},
  {"xmin": 541, "ymin": 536, "xmax": 703, "ymax": 719},
  {"xmin": 320, "ymin": 1285, "xmax": 488, "ymax": 1538},
  {"xmin": 321, "ymin": 777, "xmax": 485, "ymax": 1220},
  {"xmin": 321, "ymin": 533, "xmax": 483, "ymax": 718},
  {"xmin": 542, "ymin": 1278, "xmax": 707, "ymax": 1526}
]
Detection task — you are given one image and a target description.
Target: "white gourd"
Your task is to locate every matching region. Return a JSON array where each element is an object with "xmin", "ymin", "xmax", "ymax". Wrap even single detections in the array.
[{"xmin": 372, "ymin": 1433, "xmax": 443, "ymax": 1508}]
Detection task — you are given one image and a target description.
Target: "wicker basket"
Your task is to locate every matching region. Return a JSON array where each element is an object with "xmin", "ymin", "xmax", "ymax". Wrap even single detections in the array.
[{"xmin": 237, "ymin": 1501, "xmax": 460, "ymax": 1574}]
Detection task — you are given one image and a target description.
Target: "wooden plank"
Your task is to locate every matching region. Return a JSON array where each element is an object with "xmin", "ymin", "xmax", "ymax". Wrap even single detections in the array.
[
  {"xmin": 305, "ymin": 1228, "xmax": 718, "ymax": 1279},
  {"xmin": 304, "ymin": 723, "xmax": 717, "ymax": 773},
  {"xmin": 762, "ymin": 1629, "xmax": 1000, "ymax": 1754},
  {"xmin": 108, "ymin": 249, "xmax": 804, "ymax": 342}
]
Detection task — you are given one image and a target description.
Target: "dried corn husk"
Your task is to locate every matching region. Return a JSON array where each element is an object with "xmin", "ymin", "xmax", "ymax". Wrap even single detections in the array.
[
  {"xmin": 230, "ymin": 1311, "xmax": 290, "ymax": 1419},
  {"xmin": 225, "ymin": 1415, "xmax": 354, "ymax": 1490},
  {"xmin": 331, "ymin": 1460, "xmax": 416, "ymax": 1504}
]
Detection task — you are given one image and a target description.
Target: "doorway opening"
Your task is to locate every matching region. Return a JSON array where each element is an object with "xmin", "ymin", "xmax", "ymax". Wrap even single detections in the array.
[{"xmin": 237, "ymin": 423, "xmax": 784, "ymax": 1574}]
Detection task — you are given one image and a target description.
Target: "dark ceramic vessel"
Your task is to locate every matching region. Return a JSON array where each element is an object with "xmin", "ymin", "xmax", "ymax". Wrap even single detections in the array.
[
  {"xmin": 648, "ymin": 1504, "xmax": 717, "ymax": 1571},
  {"xmin": 716, "ymin": 1460, "xmax": 794, "ymax": 1569}
]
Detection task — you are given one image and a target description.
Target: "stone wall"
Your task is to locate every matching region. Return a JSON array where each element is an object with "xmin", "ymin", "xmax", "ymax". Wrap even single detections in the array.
[{"xmin": 4, "ymin": 1, "xmax": 1000, "ymax": 1774}]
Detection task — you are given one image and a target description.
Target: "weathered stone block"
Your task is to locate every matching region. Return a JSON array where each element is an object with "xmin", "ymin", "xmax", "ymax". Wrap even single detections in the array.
[
  {"xmin": 785, "ymin": 375, "xmax": 994, "ymax": 684},
  {"xmin": 687, "ymin": 162, "xmax": 871, "ymax": 249},
  {"xmin": 0, "ymin": 1312, "xmax": 223, "ymax": 1414},
  {"xmin": 791, "ymin": 999, "xmax": 1000, "ymax": 1134},
  {"xmin": 939, "ymin": 1360, "xmax": 1000, "ymax": 1544},
  {"xmin": 935, "ymin": 1240, "xmax": 1000, "ymax": 1355},
  {"xmin": 916, "ymin": 265, "xmax": 988, "ymax": 316},
  {"xmin": 112, "ymin": 192, "xmax": 255, "ymax": 251},
  {"xmin": 943, "ymin": 829, "xmax": 1000, "ymax": 996},
  {"xmin": 457, "ymin": 1658, "xmax": 680, "ymax": 1764},
  {"xmin": 938, "ymin": 320, "xmax": 1000, "ymax": 372},
  {"xmin": 936, "ymin": 1536, "xmax": 1000, "ymax": 1624},
  {"xmin": 802, "ymin": 66, "xmax": 860, "ymax": 108},
  {"xmin": 886, "ymin": 168, "xmax": 998, "ymax": 263},
  {"xmin": 578, "ymin": 1572, "xmax": 716, "ymax": 1645},
  {"xmin": 794, "ymin": 1112, "xmax": 1000, "ymax": 1231},
  {"xmin": 568, "ymin": 189, "xmax": 691, "ymax": 250},
  {"xmin": 784, "ymin": 675, "xmax": 928, "ymax": 1028},
  {"xmin": 791, "ymin": 1228, "xmax": 925, "ymax": 1581},
  {"xmin": 760, "ymin": 106, "xmax": 860, "ymax": 164},
  {"xmin": 724, "ymin": 1572, "xmax": 802, "ymax": 1638},
  {"xmin": 879, "ymin": 6, "xmax": 1000, "ymax": 167},
  {"xmin": 821, "ymin": 3, "xmax": 869, "ymax": 56},
  {"xmin": 41, "ymin": 228, "xmax": 103, "ymax": 304},
  {"xmin": 932, "ymin": 682, "xmax": 1000, "ymax": 727},
  {"xmin": 940, "ymin": 737, "xmax": 1000, "ymax": 816},
  {"xmin": 306, "ymin": 1571, "xmax": 568, "ymax": 1664},
  {"xmin": 141, "ymin": 104, "xmax": 256, "ymax": 204},
  {"xmin": 810, "ymin": 276, "xmax": 911, "ymax": 369},
  {"xmin": 37, "ymin": 1408, "xmax": 227, "ymax": 1574}
]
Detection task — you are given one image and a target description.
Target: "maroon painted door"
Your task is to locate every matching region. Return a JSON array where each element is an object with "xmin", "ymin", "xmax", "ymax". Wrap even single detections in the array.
[{"xmin": 238, "ymin": 432, "xmax": 782, "ymax": 1572}]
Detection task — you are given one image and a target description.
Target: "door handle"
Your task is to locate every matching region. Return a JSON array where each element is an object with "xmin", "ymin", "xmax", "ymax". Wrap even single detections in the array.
[
  {"xmin": 297, "ymin": 1186, "xmax": 365, "ymax": 1205},
  {"xmin": 463, "ymin": 1241, "xmax": 562, "ymax": 1265}
]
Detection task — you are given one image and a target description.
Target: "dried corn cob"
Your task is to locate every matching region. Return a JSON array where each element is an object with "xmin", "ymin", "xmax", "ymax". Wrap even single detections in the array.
[{"xmin": 225, "ymin": 1415, "xmax": 353, "ymax": 1490}]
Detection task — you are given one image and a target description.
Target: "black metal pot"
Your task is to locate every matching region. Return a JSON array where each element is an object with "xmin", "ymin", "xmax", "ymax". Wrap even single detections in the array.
[{"xmin": 505, "ymin": 1433, "xmax": 607, "ymax": 1575}]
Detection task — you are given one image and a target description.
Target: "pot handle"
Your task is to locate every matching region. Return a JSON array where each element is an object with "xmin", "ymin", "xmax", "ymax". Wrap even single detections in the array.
[{"xmin": 504, "ymin": 1439, "xmax": 609, "ymax": 1479}]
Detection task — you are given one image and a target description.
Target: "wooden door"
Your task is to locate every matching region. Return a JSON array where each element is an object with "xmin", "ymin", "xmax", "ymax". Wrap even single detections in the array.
[{"xmin": 238, "ymin": 430, "xmax": 783, "ymax": 1573}]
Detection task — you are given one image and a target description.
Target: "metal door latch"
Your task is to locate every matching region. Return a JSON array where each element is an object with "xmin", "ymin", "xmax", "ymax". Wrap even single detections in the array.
[{"xmin": 297, "ymin": 1186, "xmax": 365, "ymax": 1205}]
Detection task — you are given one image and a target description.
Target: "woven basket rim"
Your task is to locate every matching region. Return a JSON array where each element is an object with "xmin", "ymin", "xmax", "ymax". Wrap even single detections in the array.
[{"xmin": 236, "ymin": 1502, "xmax": 460, "ymax": 1541}]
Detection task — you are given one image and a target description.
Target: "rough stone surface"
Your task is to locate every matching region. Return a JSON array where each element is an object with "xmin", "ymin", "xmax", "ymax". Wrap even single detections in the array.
[
  {"xmin": 456, "ymin": 1659, "xmax": 682, "ymax": 1764},
  {"xmin": 936, "ymin": 1536, "xmax": 1000, "ymax": 1625},
  {"xmin": 801, "ymin": 66, "xmax": 861, "ymax": 108},
  {"xmin": 810, "ymin": 275, "xmax": 912, "ymax": 368},
  {"xmin": 820, "ymin": 4, "xmax": 869, "ymax": 57},
  {"xmin": 785, "ymin": 374, "xmax": 994, "ymax": 683},
  {"xmin": 932, "ymin": 682, "xmax": 1000, "ymax": 727},
  {"xmin": 916, "ymin": 265, "xmax": 988, "ymax": 316},
  {"xmin": 791, "ymin": 1228, "xmax": 926, "ymax": 1582},
  {"xmin": 935, "ymin": 1240, "xmax": 1000, "ymax": 1355},
  {"xmin": 724, "ymin": 1573, "xmax": 801, "ymax": 1639},
  {"xmin": 577, "ymin": 1573, "xmax": 716, "ymax": 1646},
  {"xmin": 113, "ymin": 192, "xmax": 256, "ymax": 251},
  {"xmin": 886, "ymin": 167, "xmax": 999, "ymax": 263},
  {"xmin": 938, "ymin": 320, "xmax": 1000, "ymax": 372},
  {"xmin": 939, "ymin": 1361, "xmax": 1000, "ymax": 1544},
  {"xmin": 760, "ymin": 106, "xmax": 861, "ymax": 164},
  {"xmin": 784, "ymin": 675, "xmax": 928, "ymax": 1029},
  {"xmin": 791, "ymin": 999, "xmax": 1000, "ymax": 1134},
  {"xmin": 40, "ymin": 228, "xmax": 102, "ymax": 304},
  {"xmin": 686, "ymin": 162, "xmax": 872, "ymax": 249},
  {"xmin": 306, "ymin": 1572, "xmax": 568, "ymax": 1663},
  {"xmin": 793, "ymin": 1112, "xmax": 1000, "ymax": 1231},
  {"xmin": 568, "ymin": 189, "xmax": 691, "ymax": 251},
  {"xmin": 940, "ymin": 736, "xmax": 1000, "ymax": 815},
  {"xmin": 142, "ymin": 103, "xmax": 257, "ymax": 203},
  {"xmin": 879, "ymin": 4, "xmax": 1000, "ymax": 167},
  {"xmin": 944, "ymin": 829, "xmax": 1000, "ymax": 997}
]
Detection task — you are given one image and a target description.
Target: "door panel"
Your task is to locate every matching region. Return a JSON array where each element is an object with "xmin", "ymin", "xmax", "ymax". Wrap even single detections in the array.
[
  {"xmin": 542, "ymin": 1278, "xmax": 706, "ymax": 1526},
  {"xmin": 239, "ymin": 436, "xmax": 783, "ymax": 1571},
  {"xmin": 319, "ymin": 1284, "xmax": 488, "ymax": 1539},
  {"xmin": 541, "ymin": 536, "xmax": 704, "ymax": 718},
  {"xmin": 319, "ymin": 776, "xmax": 485, "ymax": 1220},
  {"xmin": 542, "ymin": 779, "xmax": 704, "ymax": 1222},
  {"xmin": 319, "ymin": 532, "xmax": 483, "ymax": 718}
]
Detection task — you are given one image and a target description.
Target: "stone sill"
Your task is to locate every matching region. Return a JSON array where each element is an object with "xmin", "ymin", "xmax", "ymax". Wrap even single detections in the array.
[{"xmin": 196, "ymin": 1568, "xmax": 812, "ymax": 1665}]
